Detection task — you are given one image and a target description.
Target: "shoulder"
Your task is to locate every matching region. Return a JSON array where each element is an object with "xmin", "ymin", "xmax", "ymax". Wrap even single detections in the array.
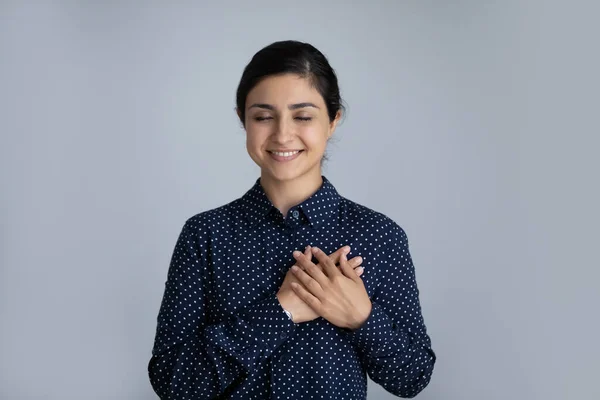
[
  {"xmin": 339, "ymin": 196, "xmax": 411, "ymax": 266},
  {"xmin": 340, "ymin": 196, "xmax": 408, "ymax": 240},
  {"xmin": 180, "ymin": 198, "xmax": 245, "ymax": 238}
]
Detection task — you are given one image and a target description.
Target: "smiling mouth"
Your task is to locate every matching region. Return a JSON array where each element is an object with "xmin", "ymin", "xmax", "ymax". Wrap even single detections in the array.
[
  {"xmin": 267, "ymin": 150, "xmax": 304, "ymax": 162},
  {"xmin": 268, "ymin": 150, "xmax": 303, "ymax": 156}
]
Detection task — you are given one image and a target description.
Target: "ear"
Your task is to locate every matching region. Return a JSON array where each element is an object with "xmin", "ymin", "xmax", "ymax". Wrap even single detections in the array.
[{"xmin": 328, "ymin": 110, "xmax": 342, "ymax": 138}]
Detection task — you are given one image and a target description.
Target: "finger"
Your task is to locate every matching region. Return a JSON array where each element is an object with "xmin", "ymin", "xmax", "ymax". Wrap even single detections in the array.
[
  {"xmin": 311, "ymin": 247, "xmax": 339, "ymax": 277},
  {"xmin": 349, "ymin": 255, "xmax": 363, "ymax": 268},
  {"xmin": 294, "ymin": 249, "xmax": 312, "ymax": 270},
  {"xmin": 291, "ymin": 246, "xmax": 312, "ymax": 272},
  {"xmin": 291, "ymin": 282, "xmax": 322, "ymax": 313},
  {"xmin": 293, "ymin": 250, "xmax": 329, "ymax": 287},
  {"xmin": 355, "ymin": 266, "xmax": 364, "ymax": 277},
  {"xmin": 328, "ymin": 245, "xmax": 350, "ymax": 266},
  {"xmin": 291, "ymin": 264, "xmax": 325, "ymax": 298},
  {"xmin": 339, "ymin": 251, "xmax": 357, "ymax": 280}
]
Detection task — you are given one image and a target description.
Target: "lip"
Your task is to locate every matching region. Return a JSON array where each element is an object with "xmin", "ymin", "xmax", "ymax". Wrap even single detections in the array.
[
  {"xmin": 268, "ymin": 149, "xmax": 303, "ymax": 152},
  {"xmin": 268, "ymin": 149, "xmax": 304, "ymax": 162}
]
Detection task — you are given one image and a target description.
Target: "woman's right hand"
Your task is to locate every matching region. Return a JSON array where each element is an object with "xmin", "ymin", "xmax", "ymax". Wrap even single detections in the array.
[{"xmin": 277, "ymin": 245, "xmax": 363, "ymax": 324}]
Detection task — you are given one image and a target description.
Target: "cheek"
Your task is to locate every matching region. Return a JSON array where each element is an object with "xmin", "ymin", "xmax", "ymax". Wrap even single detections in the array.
[
  {"xmin": 245, "ymin": 128, "xmax": 267, "ymax": 150},
  {"xmin": 300, "ymin": 126, "xmax": 329, "ymax": 150}
]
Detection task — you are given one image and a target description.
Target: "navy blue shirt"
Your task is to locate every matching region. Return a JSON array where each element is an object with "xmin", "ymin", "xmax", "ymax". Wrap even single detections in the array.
[{"xmin": 148, "ymin": 176, "xmax": 435, "ymax": 399}]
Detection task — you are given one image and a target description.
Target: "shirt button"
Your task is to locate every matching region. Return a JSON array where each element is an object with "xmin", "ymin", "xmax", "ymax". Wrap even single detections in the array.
[
  {"xmin": 292, "ymin": 210, "xmax": 299, "ymax": 219},
  {"xmin": 280, "ymin": 332, "xmax": 287, "ymax": 339},
  {"xmin": 280, "ymin": 266, "xmax": 287, "ymax": 274}
]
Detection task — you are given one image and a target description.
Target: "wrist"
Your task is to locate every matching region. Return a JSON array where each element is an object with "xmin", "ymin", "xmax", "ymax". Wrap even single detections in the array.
[
  {"xmin": 277, "ymin": 292, "xmax": 295, "ymax": 323},
  {"xmin": 283, "ymin": 308, "xmax": 294, "ymax": 323},
  {"xmin": 348, "ymin": 301, "xmax": 372, "ymax": 330}
]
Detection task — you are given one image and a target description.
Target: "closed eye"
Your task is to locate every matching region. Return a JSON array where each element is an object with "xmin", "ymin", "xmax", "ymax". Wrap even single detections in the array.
[
  {"xmin": 254, "ymin": 116, "xmax": 272, "ymax": 122},
  {"xmin": 254, "ymin": 116, "xmax": 312, "ymax": 122}
]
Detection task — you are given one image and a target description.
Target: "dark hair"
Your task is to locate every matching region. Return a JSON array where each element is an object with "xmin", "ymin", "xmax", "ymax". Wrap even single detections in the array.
[
  {"xmin": 236, "ymin": 40, "xmax": 344, "ymax": 124},
  {"xmin": 235, "ymin": 41, "xmax": 345, "ymax": 164}
]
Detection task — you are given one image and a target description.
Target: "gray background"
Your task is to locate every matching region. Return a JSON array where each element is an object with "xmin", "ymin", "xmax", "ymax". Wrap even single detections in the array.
[{"xmin": 1, "ymin": 1, "xmax": 598, "ymax": 399}]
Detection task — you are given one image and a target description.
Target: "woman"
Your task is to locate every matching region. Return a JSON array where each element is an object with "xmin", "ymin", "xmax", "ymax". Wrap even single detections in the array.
[{"xmin": 148, "ymin": 40, "xmax": 436, "ymax": 399}]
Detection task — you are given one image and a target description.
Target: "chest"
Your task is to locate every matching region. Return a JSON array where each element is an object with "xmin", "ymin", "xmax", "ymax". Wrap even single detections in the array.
[{"xmin": 203, "ymin": 222, "xmax": 380, "ymax": 321}]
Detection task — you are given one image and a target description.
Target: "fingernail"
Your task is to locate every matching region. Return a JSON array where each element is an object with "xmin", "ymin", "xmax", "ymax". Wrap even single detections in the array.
[
  {"xmin": 292, "ymin": 265, "xmax": 300, "ymax": 272},
  {"xmin": 311, "ymin": 247, "xmax": 319, "ymax": 254},
  {"xmin": 293, "ymin": 251, "xmax": 301, "ymax": 258},
  {"xmin": 344, "ymin": 246, "xmax": 351, "ymax": 253},
  {"xmin": 356, "ymin": 267, "xmax": 364, "ymax": 273},
  {"xmin": 355, "ymin": 256, "xmax": 363, "ymax": 263}
]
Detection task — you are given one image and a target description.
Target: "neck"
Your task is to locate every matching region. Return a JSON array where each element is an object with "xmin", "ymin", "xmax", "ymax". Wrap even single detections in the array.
[{"xmin": 259, "ymin": 170, "xmax": 323, "ymax": 218}]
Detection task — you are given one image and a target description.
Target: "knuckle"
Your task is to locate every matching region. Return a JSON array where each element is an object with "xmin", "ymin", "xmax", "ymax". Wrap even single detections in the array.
[{"xmin": 308, "ymin": 280, "xmax": 320, "ymax": 291}]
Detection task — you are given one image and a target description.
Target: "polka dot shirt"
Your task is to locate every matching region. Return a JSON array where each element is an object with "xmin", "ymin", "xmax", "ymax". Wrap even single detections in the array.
[{"xmin": 148, "ymin": 176, "xmax": 436, "ymax": 399}]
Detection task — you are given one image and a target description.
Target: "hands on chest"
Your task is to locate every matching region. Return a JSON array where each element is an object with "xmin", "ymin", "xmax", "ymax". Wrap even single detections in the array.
[{"xmin": 276, "ymin": 245, "xmax": 372, "ymax": 330}]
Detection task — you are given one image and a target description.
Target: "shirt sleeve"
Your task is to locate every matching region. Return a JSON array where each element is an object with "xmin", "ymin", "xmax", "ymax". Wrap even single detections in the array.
[
  {"xmin": 342, "ymin": 222, "xmax": 436, "ymax": 398},
  {"xmin": 147, "ymin": 219, "xmax": 297, "ymax": 400}
]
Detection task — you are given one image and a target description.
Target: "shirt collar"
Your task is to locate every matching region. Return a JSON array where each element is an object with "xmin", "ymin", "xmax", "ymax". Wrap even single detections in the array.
[{"xmin": 241, "ymin": 175, "xmax": 342, "ymax": 228}]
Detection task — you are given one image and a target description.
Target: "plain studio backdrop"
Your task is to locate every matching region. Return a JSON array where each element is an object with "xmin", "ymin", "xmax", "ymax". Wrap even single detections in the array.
[{"xmin": 1, "ymin": 1, "xmax": 598, "ymax": 399}]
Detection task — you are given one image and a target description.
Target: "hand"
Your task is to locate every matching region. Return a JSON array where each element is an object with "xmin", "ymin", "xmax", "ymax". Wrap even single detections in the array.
[
  {"xmin": 290, "ymin": 246, "xmax": 372, "ymax": 330},
  {"xmin": 277, "ymin": 245, "xmax": 364, "ymax": 324}
]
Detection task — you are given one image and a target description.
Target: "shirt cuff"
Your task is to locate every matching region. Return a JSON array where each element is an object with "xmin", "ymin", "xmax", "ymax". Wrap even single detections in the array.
[
  {"xmin": 342, "ymin": 301, "xmax": 409, "ymax": 359},
  {"xmin": 236, "ymin": 292, "xmax": 297, "ymax": 352}
]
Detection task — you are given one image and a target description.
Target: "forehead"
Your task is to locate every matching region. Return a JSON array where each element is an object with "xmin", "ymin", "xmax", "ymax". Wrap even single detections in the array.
[{"xmin": 246, "ymin": 74, "xmax": 325, "ymax": 108}]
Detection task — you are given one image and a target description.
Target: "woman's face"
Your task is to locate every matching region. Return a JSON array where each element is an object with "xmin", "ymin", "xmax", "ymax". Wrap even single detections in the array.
[{"xmin": 241, "ymin": 73, "xmax": 340, "ymax": 183}]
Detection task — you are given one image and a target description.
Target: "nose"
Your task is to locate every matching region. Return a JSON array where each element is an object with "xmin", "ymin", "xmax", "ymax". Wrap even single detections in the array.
[{"xmin": 272, "ymin": 116, "xmax": 294, "ymax": 143}]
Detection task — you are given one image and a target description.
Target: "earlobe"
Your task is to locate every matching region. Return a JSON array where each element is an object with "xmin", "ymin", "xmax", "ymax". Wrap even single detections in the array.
[
  {"xmin": 329, "ymin": 111, "xmax": 342, "ymax": 133},
  {"xmin": 328, "ymin": 123, "xmax": 338, "ymax": 138}
]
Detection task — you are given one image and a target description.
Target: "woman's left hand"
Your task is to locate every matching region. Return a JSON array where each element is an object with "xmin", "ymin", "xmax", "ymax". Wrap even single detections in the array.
[{"xmin": 290, "ymin": 246, "xmax": 372, "ymax": 330}]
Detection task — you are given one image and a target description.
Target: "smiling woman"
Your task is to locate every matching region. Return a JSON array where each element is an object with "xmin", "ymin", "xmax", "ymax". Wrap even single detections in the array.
[
  {"xmin": 148, "ymin": 40, "xmax": 436, "ymax": 400},
  {"xmin": 241, "ymin": 73, "xmax": 337, "ymax": 186}
]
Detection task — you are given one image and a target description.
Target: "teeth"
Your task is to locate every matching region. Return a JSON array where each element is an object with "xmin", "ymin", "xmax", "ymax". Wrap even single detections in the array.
[{"xmin": 271, "ymin": 150, "xmax": 300, "ymax": 157}]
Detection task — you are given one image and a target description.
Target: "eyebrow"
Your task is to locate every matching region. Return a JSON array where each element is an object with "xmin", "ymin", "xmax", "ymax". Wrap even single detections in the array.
[{"xmin": 247, "ymin": 102, "xmax": 320, "ymax": 111}]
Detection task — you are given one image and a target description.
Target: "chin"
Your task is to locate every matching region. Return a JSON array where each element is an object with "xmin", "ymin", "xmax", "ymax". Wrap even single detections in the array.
[
  {"xmin": 265, "ymin": 169, "xmax": 302, "ymax": 182},
  {"xmin": 266, "ymin": 164, "xmax": 321, "ymax": 184}
]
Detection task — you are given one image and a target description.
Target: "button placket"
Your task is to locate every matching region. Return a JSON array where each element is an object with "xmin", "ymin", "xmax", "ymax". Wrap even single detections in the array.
[{"xmin": 279, "ymin": 222, "xmax": 294, "ymax": 276}]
